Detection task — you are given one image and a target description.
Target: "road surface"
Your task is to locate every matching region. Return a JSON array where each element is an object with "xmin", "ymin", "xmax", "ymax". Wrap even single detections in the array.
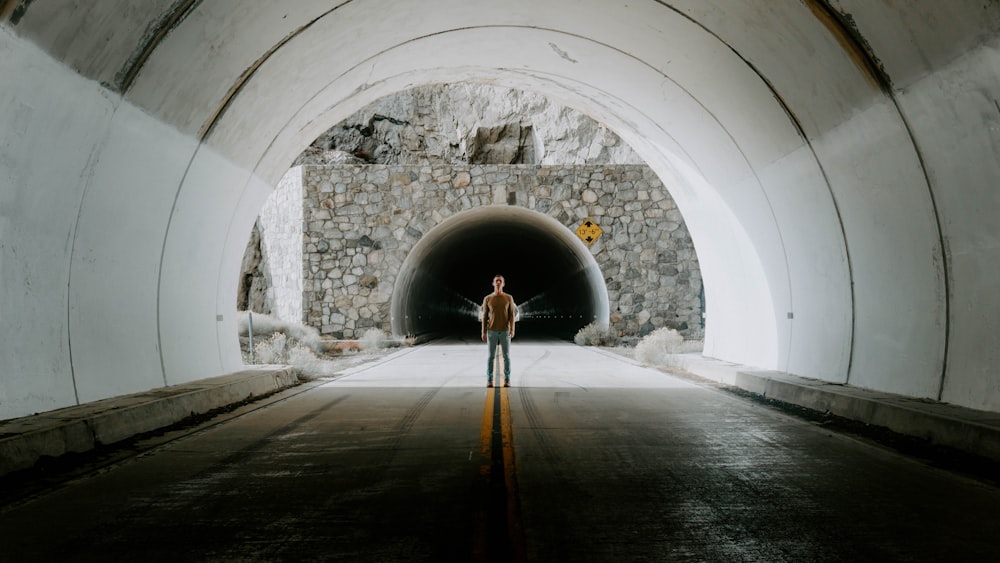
[{"xmin": 2, "ymin": 340, "xmax": 999, "ymax": 562}]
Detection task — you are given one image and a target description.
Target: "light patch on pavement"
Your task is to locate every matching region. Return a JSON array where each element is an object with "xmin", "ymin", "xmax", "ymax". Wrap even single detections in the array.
[{"xmin": 324, "ymin": 342, "xmax": 701, "ymax": 389}]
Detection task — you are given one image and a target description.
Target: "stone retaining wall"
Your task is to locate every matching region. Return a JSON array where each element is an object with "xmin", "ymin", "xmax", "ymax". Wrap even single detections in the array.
[{"xmin": 295, "ymin": 164, "xmax": 702, "ymax": 339}]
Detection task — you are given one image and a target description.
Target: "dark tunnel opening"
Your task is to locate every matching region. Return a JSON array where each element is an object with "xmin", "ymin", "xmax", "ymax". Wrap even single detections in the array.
[{"xmin": 391, "ymin": 207, "xmax": 609, "ymax": 340}]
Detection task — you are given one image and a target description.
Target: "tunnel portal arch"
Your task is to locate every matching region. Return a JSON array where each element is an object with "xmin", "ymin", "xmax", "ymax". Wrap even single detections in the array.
[{"xmin": 390, "ymin": 206, "xmax": 610, "ymax": 340}]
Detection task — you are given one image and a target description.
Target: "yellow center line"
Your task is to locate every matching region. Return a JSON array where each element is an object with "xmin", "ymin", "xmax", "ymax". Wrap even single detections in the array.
[
  {"xmin": 473, "ymin": 388, "xmax": 496, "ymax": 560},
  {"xmin": 479, "ymin": 386, "xmax": 496, "ymax": 476},
  {"xmin": 501, "ymin": 388, "xmax": 526, "ymax": 562},
  {"xmin": 473, "ymin": 387, "xmax": 525, "ymax": 562}
]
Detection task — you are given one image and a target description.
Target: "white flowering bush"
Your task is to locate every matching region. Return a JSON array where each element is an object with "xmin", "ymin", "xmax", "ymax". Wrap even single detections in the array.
[
  {"xmin": 634, "ymin": 327, "xmax": 685, "ymax": 366},
  {"xmin": 239, "ymin": 312, "xmax": 404, "ymax": 379},
  {"xmin": 287, "ymin": 345, "xmax": 341, "ymax": 378},
  {"xmin": 239, "ymin": 311, "xmax": 322, "ymax": 352},
  {"xmin": 241, "ymin": 312, "xmax": 345, "ymax": 378},
  {"xmin": 574, "ymin": 322, "xmax": 619, "ymax": 346},
  {"xmin": 633, "ymin": 327, "xmax": 703, "ymax": 369},
  {"xmin": 359, "ymin": 328, "xmax": 387, "ymax": 351},
  {"xmin": 253, "ymin": 332, "xmax": 288, "ymax": 364}
]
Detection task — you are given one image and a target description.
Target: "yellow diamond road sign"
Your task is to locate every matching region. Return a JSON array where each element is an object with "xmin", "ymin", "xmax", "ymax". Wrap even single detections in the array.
[{"xmin": 576, "ymin": 218, "xmax": 603, "ymax": 246}]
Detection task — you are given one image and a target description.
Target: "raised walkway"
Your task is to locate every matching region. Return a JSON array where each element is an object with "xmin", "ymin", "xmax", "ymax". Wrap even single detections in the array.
[
  {"xmin": 0, "ymin": 367, "xmax": 299, "ymax": 477},
  {"xmin": 669, "ymin": 353, "xmax": 1000, "ymax": 466}
]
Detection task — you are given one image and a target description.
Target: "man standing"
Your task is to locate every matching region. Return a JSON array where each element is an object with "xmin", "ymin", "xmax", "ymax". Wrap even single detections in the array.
[{"xmin": 482, "ymin": 274, "xmax": 516, "ymax": 388}]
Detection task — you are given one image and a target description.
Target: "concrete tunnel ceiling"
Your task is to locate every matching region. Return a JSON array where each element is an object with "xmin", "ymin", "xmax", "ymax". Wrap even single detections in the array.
[
  {"xmin": 6, "ymin": 1, "xmax": 1000, "ymax": 419},
  {"xmin": 390, "ymin": 207, "xmax": 610, "ymax": 339}
]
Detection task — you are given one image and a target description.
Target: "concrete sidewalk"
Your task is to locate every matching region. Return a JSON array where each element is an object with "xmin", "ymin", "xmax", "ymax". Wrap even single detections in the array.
[
  {"xmin": 0, "ymin": 367, "xmax": 299, "ymax": 477},
  {"xmin": 671, "ymin": 353, "xmax": 1000, "ymax": 465}
]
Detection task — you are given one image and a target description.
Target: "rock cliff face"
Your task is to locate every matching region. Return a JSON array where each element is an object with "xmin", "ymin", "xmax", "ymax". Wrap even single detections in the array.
[
  {"xmin": 237, "ymin": 220, "xmax": 271, "ymax": 315},
  {"xmin": 293, "ymin": 83, "xmax": 644, "ymax": 167}
]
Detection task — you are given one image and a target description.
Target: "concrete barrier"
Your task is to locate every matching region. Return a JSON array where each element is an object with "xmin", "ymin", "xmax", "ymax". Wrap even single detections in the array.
[
  {"xmin": 735, "ymin": 369, "xmax": 1000, "ymax": 464},
  {"xmin": 0, "ymin": 367, "xmax": 299, "ymax": 477},
  {"xmin": 673, "ymin": 353, "xmax": 1000, "ymax": 464}
]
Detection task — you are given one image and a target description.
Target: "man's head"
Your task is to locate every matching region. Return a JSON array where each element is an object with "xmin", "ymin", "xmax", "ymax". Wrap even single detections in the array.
[{"xmin": 493, "ymin": 275, "xmax": 505, "ymax": 291}]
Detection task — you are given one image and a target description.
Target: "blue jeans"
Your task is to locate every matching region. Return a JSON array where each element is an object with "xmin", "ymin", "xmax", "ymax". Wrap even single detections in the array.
[{"xmin": 486, "ymin": 330, "xmax": 511, "ymax": 384}]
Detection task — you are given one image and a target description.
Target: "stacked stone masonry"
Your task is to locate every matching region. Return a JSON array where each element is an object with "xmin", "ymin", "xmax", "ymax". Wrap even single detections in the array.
[{"xmin": 298, "ymin": 164, "xmax": 703, "ymax": 339}]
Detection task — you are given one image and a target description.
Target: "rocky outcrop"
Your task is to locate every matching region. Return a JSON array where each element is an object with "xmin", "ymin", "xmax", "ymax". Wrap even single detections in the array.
[
  {"xmin": 293, "ymin": 83, "xmax": 643, "ymax": 167},
  {"xmin": 237, "ymin": 220, "xmax": 271, "ymax": 315}
]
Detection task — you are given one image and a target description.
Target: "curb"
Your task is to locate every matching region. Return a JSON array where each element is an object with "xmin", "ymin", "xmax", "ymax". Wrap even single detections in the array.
[
  {"xmin": 734, "ymin": 369, "xmax": 1000, "ymax": 463},
  {"xmin": 672, "ymin": 354, "xmax": 1000, "ymax": 464},
  {"xmin": 0, "ymin": 367, "xmax": 299, "ymax": 477}
]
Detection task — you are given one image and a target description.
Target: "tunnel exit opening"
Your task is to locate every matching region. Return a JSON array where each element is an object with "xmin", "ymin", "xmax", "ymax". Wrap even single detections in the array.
[{"xmin": 391, "ymin": 206, "xmax": 609, "ymax": 341}]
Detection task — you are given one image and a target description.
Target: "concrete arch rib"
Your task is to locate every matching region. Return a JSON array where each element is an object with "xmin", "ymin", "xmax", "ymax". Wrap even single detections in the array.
[{"xmin": 390, "ymin": 207, "xmax": 610, "ymax": 340}]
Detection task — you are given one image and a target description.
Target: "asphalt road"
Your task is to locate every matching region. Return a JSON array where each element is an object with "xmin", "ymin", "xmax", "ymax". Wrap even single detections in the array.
[{"xmin": 2, "ymin": 340, "xmax": 999, "ymax": 562}]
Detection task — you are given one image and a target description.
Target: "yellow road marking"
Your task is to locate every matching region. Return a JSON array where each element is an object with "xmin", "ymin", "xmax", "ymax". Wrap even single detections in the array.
[
  {"xmin": 473, "ymin": 387, "xmax": 525, "ymax": 562},
  {"xmin": 473, "ymin": 388, "xmax": 496, "ymax": 560},
  {"xmin": 480, "ymin": 387, "xmax": 495, "ymax": 476},
  {"xmin": 501, "ymin": 388, "xmax": 526, "ymax": 562}
]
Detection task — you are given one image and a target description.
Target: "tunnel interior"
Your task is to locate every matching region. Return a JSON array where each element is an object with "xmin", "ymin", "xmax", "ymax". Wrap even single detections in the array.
[{"xmin": 391, "ymin": 207, "xmax": 609, "ymax": 340}]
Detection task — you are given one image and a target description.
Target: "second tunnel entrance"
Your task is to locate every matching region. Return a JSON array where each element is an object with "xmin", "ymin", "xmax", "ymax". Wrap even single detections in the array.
[{"xmin": 391, "ymin": 207, "xmax": 610, "ymax": 340}]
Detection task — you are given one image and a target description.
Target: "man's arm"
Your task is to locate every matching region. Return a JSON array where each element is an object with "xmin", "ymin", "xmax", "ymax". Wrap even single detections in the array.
[
  {"xmin": 508, "ymin": 296, "xmax": 516, "ymax": 338},
  {"xmin": 481, "ymin": 297, "xmax": 488, "ymax": 342}
]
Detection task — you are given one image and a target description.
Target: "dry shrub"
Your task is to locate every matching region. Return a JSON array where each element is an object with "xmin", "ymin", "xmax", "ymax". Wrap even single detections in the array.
[
  {"xmin": 242, "ymin": 312, "xmax": 349, "ymax": 378},
  {"xmin": 359, "ymin": 328, "xmax": 386, "ymax": 351},
  {"xmin": 239, "ymin": 312, "xmax": 322, "ymax": 353},
  {"xmin": 634, "ymin": 327, "xmax": 703, "ymax": 367},
  {"xmin": 239, "ymin": 312, "xmax": 403, "ymax": 379},
  {"xmin": 333, "ymin": 341, "xmax": 361, "ymax": 353},
  {"xmin": 574, "ymin": 322, "xmax": 619, "ymax": 346}
]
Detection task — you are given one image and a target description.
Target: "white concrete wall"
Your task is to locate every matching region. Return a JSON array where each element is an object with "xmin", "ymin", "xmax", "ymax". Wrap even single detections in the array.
[
  {"xmin": 0, "ymin": 29, "xmax": 110, "ymax": 417},
  {"xmin": 813, "ymin": 101, "xmax": 946, "ymax": 398},
  {"xmin": 69, "ymin": 102, "xmax": 195, "ymax": 403},
  {"xmin": 259, "ymin": 168, "xmax": 304, "ymax": 325},
  {"xmin": 157, "ymin": 144, "xmax": 268, "ymax": 385},
  {"xmin": 0, "ymin": 28, "xmax": 261, "ymax": 419},
  {"xmin": 899, "ymin": 39, "xmax": 1000, "ymax": 411}
]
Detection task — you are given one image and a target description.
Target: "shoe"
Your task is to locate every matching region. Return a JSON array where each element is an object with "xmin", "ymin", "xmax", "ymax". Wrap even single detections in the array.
[
  {"xmin": 487, "ymin": 382, "xmax": 493, "ymax": 388},
  {"xmin": 503, "ymin": 381, "xmax": 510, "ymax": 388}
]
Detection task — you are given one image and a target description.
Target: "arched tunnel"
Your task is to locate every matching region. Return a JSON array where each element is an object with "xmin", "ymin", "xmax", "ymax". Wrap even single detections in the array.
[
  {"xmin": 7, "ymin": 3, "xmax": 1000, "ymax": 560},
  {"xmin": 1, "ymin": 1, "xmax": 1000, "ymax": 420},
  {"xmin": 390, "ymin": 207, "xmax": 609, "ymax": 340}
]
